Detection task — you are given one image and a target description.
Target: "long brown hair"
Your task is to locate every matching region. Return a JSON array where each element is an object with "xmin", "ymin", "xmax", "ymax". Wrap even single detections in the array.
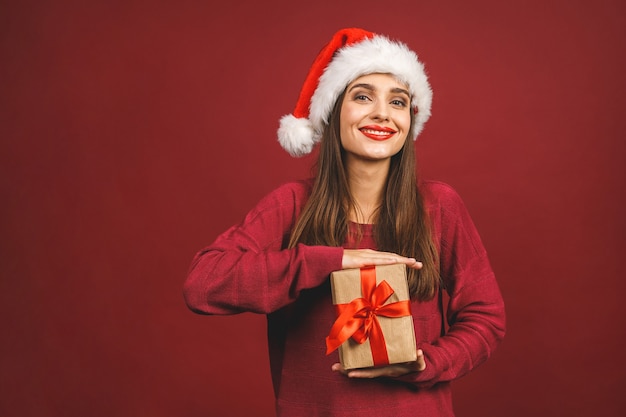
[{"xmin": 288, "ymin": 90, "xmax": 439, "ymax": 301}]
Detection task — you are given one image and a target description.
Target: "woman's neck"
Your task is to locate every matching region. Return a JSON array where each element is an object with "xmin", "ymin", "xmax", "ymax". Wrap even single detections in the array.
[{"xmin": 346, "ymin": 159, "xmax": 390, "ymax": 224}]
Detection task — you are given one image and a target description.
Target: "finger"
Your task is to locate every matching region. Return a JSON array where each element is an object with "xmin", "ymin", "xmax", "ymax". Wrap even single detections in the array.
[
  {"xmin": 355, "ymin": 252, "xmax": 401, "ymax": 264},
  {"xmin": 359, "ymin": 252, "xmax": 420, "ymax": 267},
  {"xmin": 406, "ymin": 260, "xmax": 423, "ymax": 270},
  {"xmin": 416, "ymin": 349, "xmax": 426, "ymax": 371},
  {"xmin": 346, "ymin": 368, "xmax": 380, "ymax": 379},
  {"xmin": 367, "ymin": 252, "xmax": 422, "ymax": 269},
  {"xmin": 331, "ymin": 363, "xmax": 348, "ymax": 375},
  {"xmin": 369, "ymin": 257, "xmax": 422, "ymax": 270},
  {"xmin": 333, "ymin": 363, "xmax": 382, "ymax": 378}
]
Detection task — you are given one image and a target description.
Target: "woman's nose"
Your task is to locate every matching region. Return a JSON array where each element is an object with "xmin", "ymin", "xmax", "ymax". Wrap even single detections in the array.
[{"xmin": 370, "ymin": 101, "xmax": 390, "ymax": 121}]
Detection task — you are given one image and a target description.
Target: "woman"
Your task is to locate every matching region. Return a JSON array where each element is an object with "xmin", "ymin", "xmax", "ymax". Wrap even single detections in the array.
[{"xmin": 184, "ymin": 28, "xmax": 505, "ymax": 417}]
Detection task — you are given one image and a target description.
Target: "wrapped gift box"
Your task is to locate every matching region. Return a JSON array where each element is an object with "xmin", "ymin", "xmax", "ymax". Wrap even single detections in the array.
[{"xmin": 326, "ymin": 263, "xmax": 417, "ymax": 370}]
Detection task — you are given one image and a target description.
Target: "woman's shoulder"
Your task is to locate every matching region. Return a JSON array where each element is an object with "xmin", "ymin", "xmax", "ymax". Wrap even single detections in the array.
[
  {"xmin": 420, "ymin": 179, "xmax": 463, "ymax": 204},
  {"xmin": 265, "ymin": 178, "xmax": 314, "ymax": 201},
  {"xmin": 419, "ymin": 179, "xmax": 471, "ymax": 218},
  {"xmin": 249, "ymin": 179, "xmax": 313, "ymax": 217}
]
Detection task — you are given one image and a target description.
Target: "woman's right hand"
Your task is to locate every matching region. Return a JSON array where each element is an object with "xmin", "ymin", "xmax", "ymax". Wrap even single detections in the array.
[{"xmin": 341, "ymin": 249, "xmax": 422, "ymax": 270}]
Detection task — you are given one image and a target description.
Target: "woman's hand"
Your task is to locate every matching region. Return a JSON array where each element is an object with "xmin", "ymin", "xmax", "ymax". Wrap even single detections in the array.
[
  {"xmin": 331, "ymin": 349, "xmax": 426, "ymax": 378},
  {"xmin": 342, "ymin": 249, "xmax": 423, "ymax": 270}
]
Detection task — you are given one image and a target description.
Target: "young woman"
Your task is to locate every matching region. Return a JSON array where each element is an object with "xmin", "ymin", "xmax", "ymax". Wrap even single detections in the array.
[{"xmin": 184, "ymin": 28, "xmax": 505, "ymax": 417}]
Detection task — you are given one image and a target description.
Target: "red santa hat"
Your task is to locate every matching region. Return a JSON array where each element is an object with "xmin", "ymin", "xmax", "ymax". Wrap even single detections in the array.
[{"xmin": 278, "ymin": 28, "xmax": 433, "ymax": 157}]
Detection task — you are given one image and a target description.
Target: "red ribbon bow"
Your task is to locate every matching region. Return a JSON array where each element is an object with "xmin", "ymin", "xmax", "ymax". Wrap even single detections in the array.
[{"xmin": 325, "ymin": 266, "xmax": 411, "ymax": 366}]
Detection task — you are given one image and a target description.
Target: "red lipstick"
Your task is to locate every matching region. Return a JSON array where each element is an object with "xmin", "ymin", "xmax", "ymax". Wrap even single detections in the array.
[{"xmin": 359, "ymin": 125, "xmax": 397, "ymax": 141}]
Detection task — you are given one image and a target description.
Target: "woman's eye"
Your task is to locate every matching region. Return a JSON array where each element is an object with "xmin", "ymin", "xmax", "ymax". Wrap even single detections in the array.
[
  {"xmin": 391, "ymin": 99, "xmax": 407, "ymax": 107},
  {"xmin": 354, "ymin": 94, "xmax": 370, "ymax": 102}
]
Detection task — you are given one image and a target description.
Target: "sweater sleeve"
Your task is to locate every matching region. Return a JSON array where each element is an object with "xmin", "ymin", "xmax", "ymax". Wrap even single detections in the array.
[
  {"xmin": 183, "ymin": 182, "xmax": 344, "ymax": 315},
  {"xmin": 399, "ymin": 182, "xmax": 506, "ymax": 388}
]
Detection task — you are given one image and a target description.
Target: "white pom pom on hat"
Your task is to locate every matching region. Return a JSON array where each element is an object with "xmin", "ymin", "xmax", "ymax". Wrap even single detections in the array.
[{"xmin": 278, "ymin": 27, "xmax": 433, "ymax": 157}]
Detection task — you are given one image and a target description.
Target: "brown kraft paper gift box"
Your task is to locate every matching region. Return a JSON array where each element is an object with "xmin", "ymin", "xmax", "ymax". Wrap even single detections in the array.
[{"xmin": 327, "ymin": 263, "xmax": 417, "ymax": 370}]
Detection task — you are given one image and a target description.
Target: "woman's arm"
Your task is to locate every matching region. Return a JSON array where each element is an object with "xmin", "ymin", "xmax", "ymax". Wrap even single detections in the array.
[
  {"xmin": 183, "ymin": 182, "xmax": 343, "ymax": 315},
  {"xmin": 336, "ymin": 183, "xmax": 506, "ymax": 385},
  {"xmin": 184, "ymin": 181, "xmax": 431, "ymax": 316},
  {"xmin": 404, "ymin": 182, "xmax": 506, "ymax": 387}
]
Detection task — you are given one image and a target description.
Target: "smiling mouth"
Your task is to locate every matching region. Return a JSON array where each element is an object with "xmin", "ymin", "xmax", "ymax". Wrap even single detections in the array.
[{"xmin": 359, "ymin": 127, "xmax": 397, "ymax": 141}]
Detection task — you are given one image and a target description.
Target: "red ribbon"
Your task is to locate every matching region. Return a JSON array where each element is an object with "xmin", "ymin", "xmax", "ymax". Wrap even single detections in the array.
[{"xmin": 325, "ymin": 266, "xmax": 411, "ymax": 366}]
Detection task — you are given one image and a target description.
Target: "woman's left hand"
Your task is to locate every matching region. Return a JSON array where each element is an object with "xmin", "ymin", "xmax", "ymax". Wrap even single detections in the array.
[{"xmin": 331, "ymin": 349, "xmax": 426, "ymax": 378}]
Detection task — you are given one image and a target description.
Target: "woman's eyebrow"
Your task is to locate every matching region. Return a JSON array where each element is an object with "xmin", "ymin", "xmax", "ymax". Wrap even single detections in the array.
[
  {"xmin": 348, "ymin": 83, "xmax": 375, "ymax": 92},
  {"xmin": 348, "ymin": 83, "xmax": 410, "ymax": 98},
  {"xmin": 391, "ymin": 87, "xmax": 411, "ymax": 97}
]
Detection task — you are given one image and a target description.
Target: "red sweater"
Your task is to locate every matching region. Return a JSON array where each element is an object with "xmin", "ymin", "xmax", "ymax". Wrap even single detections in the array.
[{"xmin": 184, "ymin": 180, "xmax": 505, "ymax": 417}]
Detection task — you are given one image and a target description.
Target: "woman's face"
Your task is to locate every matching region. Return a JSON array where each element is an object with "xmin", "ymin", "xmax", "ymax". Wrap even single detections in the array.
[{"xmin": 339, "ymin": 73, "xmax": 411, "ymax": 163}]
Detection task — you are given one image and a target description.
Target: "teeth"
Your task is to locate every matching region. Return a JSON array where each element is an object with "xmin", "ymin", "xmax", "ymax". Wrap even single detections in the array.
[{"xmin": 361, "ymin": 128, "xmax": 393, "ymax": 136}]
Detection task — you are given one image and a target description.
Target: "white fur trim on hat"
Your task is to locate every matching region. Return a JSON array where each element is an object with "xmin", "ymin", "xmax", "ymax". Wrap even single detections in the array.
[{"xmin": 277, "ymin": 114, "xmax": 316, "ymax": 157}]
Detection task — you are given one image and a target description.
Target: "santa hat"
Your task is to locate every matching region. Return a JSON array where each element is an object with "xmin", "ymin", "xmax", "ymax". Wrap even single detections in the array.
[{"xmin": 278, "ymin": 28, "xmax": 432, "ymax": 157}]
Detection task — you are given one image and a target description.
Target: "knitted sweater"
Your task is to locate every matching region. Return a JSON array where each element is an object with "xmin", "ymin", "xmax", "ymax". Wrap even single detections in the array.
[{"xmin": 184, "ymin": 180, "xmax": 506, "ymax": 417}]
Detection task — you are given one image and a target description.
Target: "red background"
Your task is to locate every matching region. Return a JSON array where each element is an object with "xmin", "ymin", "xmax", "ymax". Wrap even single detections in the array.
[{"xmin": 1, "ymin": 0, "xmax": 624, "ymax": 416}]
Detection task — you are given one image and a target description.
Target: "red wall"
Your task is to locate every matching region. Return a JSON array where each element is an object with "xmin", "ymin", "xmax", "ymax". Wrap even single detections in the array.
[{"xmin": 1, "ymin": 0, "xmax": 624, "ymax": 416}]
